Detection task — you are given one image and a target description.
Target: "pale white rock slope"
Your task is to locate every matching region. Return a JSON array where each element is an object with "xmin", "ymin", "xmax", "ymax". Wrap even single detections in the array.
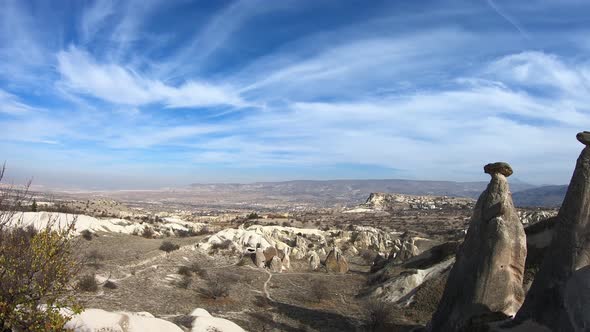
[
  {"xmin": 190, "ymin": 308, "xmax": 246, "ymax": 332},
  {"xmin": 6, "ymin": 211, "xmax": 205, "ymax": 236},
  {"xmin": 65, "ymin": 309, "xmax": 183, "ymax": 332},
  {"xmin": 64, "ymin": 308, "xmax": 246, "ymax": 332}
]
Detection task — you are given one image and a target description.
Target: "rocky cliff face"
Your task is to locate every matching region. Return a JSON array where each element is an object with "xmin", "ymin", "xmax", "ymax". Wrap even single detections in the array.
[{"xmin": 359, "ymin": 192, "xmax": 474, "ymax": 211}]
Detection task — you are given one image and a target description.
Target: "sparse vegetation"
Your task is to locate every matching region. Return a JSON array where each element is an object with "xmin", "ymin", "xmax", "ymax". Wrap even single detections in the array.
[
  {"xmin": 77, "ymin": 274, "xmax": 98, "ymax": 292},
  {"xmin": 81, "ymin": 229, "xmax": 93, "ymax": 240},
  {"xmin": 178, "ymin": 265, "xmax": 192, "ymax": 276},
  {"xmin": 198, "ymin": 272, "xmax": 238, "ymax": 299},
  {"xmin": 311, "ymin": 278, "xmax": 329, "ymax": 303},
  {"xmin": 176, "ymin": 275, "xmax": 192, "ymax": 289},
  {"xmin": 199, "ymin": 278, "xmax": 231, "ymax": 299},
  {"xmin": 159, "ymin": 240, "xmax": 180, "ymax": 255},
  {"xmin": 188, "ymin": 262, "xmax": 208, "ymax": 278},
  {"xmin": 210, "ymin": 239, "xmax": 233, "ymax": 251},
  {"xmin": 363, "ymin": 300, "xmax": 392, "ymax": 332},
  {"xmin": 84, "ymin": 249, "xmax": 104, "ymax": 269},
  {"xmin": 0, "ymin": 165, "xmax": 81, "ymax": 331}
]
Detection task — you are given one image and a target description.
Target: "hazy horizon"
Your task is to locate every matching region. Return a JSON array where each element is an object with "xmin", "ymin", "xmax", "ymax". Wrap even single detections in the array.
[{"xmin": 1, "ymin": 0, "xmax": 589, "ymax": 189}]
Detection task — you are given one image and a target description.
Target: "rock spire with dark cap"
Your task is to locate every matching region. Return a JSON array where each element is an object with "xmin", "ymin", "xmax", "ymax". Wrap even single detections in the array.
[
  {"xmin": 515, "ymin": 132, "xmax": 590, "ymax": 331},
  {"xmin": 428, "ymin": 162, "xmax": 526, "ymax": 332}
]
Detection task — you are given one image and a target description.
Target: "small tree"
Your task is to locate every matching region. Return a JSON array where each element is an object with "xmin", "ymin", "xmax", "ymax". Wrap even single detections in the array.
[
  {"xmin": 0, "ymin": 166, "xmax": 80, "ymax": 331},
  {"xmin": 31, "ymin": 199, "xmax": 37, "ymax": 212},
  {"xmin": 0, "ymin": 163, "xmax": 81, "ymax": 331},
  {"xmin": 159, "ymin": 241, "xmax": 180, "ymax": 257}
]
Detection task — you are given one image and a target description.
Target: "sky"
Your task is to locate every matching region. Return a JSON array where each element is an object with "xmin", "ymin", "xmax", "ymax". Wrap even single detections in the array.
[{"xmin": 1, "ymin": 0, "xmax": 590, "ymax": 189}]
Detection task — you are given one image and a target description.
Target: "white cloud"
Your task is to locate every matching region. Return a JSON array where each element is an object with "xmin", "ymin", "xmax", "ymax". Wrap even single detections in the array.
[
  {"xmin": 486, "ymin": 52, "xmax": 590, "ymax": 95},
  {"xmin": 0, "ymin": 89, "xmax": 36, "ymax": 114},
  {"xmin": 105, "ymin": 124, "xmax": 229, "ymax": 149},
  {"xmin": 56, "ymin": 46, "xmax": 245, "ymax": 108},
  {"xmin": 239, "ymin": 29, "xmax": 478, "ymax": 101},
  {"xmin": 79, "ymin": 0, "xmax": 115, "ymax": 42}
]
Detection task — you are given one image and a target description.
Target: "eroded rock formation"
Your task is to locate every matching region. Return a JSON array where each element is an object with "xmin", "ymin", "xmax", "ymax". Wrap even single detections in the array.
[
  {"xmin": 389, "ymin": 237, "xmax": 420, "ymax": 264},
  {"xmin": 515, "ymin": 132, "xmax": 590, "ymax": 331},
  {"xmin": 325, "ymin": 247, "xmax": 349, "ymax": 273},
  {"xmin": 309, "ymin": 251, "xmax": 321, "ymax": 271},
  {"xmin": 429, "ymin": 162, "xmax": 527, "ymax": 332},
  {"xmin": 269, "ymin": 256, "xmax": 282, "ymax": 273},
  {"xmin": 254, "ymin": 248, "xmax": 266, "ymax": 268}
]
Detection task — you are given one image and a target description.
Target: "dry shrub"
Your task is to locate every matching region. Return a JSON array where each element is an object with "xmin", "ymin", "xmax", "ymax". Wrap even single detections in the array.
[
  {"xmin": 188, "ymin": 262, "xmax": 208, "ymax": 278},
  {"xmin": 178, "ymin": 265, "xmax": 192, "ymax": 276},
  {"xmin": 311, "ymin": 278, "xmax": 329, "ymax": 303},
  {"xmin": 84, "ymin": 249, "xmax": 104, "ymax": 269},
  {"xmin": 363, "ymin": 300, "xmax": 392, "ymax": 332},
  {"xmin": 77, "ymin": 274, "xmax": 98, "ymax": 292},
  {"xmin": 176, "ymin": 275, "xmax": 192, "ymax": 289},
  {"xmin": 210, "ymin": 239, "xmax": 233, "ymax": 251},
  {"xmin": 80, "ymin": 229, "xmax": 93, "ymax": 241},
  {"xmin": 159, "ymin": 240, "xmax": 180, "ymax": 254},
  {"xmin": 198, "ymin": 272, "xmax": 238, "ymax": 299}
]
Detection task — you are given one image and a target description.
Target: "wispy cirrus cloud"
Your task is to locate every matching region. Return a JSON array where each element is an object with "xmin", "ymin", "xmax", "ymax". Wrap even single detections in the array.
[
  {"xmin": 56, "ymin": 46, "xmax": 245, "ymax": 108},
  {"xmin": 0, "ymin": 89, "xmax": 38, "ymax": 115},
  {"xmin": 0, "ymin": 0, "xmax": 589, "ymax": 188}
]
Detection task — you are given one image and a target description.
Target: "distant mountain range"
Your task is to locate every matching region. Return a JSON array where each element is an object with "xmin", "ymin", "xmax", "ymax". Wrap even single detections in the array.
[
  {"xmin": 189, "ymin": 179, "xmax": 552, "ymax": 206},
  {"xmin": 511, "ymin": 185, "xmax": 568, "ymax": 208}
]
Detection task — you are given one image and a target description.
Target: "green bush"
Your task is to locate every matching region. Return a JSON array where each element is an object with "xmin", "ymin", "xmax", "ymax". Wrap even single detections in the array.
[{"xmin": 0, "ymin": 165, "xmax": 81, "ymax": 331}]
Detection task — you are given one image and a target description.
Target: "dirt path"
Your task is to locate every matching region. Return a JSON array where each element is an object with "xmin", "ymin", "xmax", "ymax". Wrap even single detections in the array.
[{"xmin": 246, "ymin": 266, "xmax": 274, "ymax": 301}]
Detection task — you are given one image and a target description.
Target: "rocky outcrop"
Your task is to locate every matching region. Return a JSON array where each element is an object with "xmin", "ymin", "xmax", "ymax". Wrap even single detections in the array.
[
  {"xmin": 564, "ymin": 266, "xmax": 590, "ymax": 331},
  {"xmin": 350, "ymin": 226, "xmax": 394, "ymax": 252},
  {"xmin": 367, "ymin": 241, "xmax": 460, "ymax": 305},
  {"xmin": 372, "ymin": 257, "xmax": 455, "ymax": 304},
  {"xmin": 309, "ymin": 251, "xmax": 321, "ymax": 271},
  {"xmin": 263, "ymin": 247, "xmax": 278, "ymax": 262},
  {"xmin": 349, "ymin": 192, "xmax": 474, "ymax": 212},
  {"xmin": 65, "ymin": 309, "xmax": 183, "ymax": 332},
  {"xmin": 281, "ymin": 247, "xmax": 291, "ymax": 270},
  {"xmin": 269, "ymin": 256, "xmax": 282, "ymax": 273},
  {"xmin": 429, "ymin": 162, "xmax": 527, "ymax": 332},
  {"xmin": 389, "ymin": 237, "xmax": 420, "ymax": 264},
  {"xmin": 517, "ymin": 209, "xmax": 557, "ymax": 225},
  {"xmin": 325, "ymin": 247, "xmax": 349, "ymax": 273},
  {"xmin": 254, "ymin": 248, "xmax": 266, "ymax": 268},
  {"xmin": 516, "ymin": 132, "xmax": 590, "ymax": 331},
  {"xmin": 190, "ymin": 308, "xmax": 246, "ymax": 332}
]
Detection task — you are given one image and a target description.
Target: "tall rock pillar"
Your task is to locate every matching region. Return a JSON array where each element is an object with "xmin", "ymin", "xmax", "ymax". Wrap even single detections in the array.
[
  {"xmin": 516, "ymin": 132, "xmax": 590, "ymax": 331},
  {"xmin": 429, "ymin": 162, "xmax": 527, "ymax": 331}
]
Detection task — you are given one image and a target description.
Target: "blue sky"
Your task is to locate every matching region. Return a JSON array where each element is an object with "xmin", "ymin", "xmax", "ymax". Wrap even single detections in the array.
[{"xmin": 1, "ymin": 0, "xmax": 589, "ymax": 189}]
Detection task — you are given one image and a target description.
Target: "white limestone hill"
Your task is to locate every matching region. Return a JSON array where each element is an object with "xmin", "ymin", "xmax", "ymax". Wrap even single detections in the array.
[
  {"xmin": 6, "ymin": 211, "xmax": 208, "ymax": 237},
  {"xmin": 64, "ymin": 308, "xmax": 245, "ymax": 332}
]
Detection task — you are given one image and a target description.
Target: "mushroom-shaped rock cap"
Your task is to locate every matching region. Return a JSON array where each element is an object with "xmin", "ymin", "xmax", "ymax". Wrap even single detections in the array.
[
  {"xmin": 576, "ymin": 131, "xmax": 590, "ymax": 145},
  {"xmin": 484, "ymin": 162, "xmax": 513, "ymax": 177}
]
